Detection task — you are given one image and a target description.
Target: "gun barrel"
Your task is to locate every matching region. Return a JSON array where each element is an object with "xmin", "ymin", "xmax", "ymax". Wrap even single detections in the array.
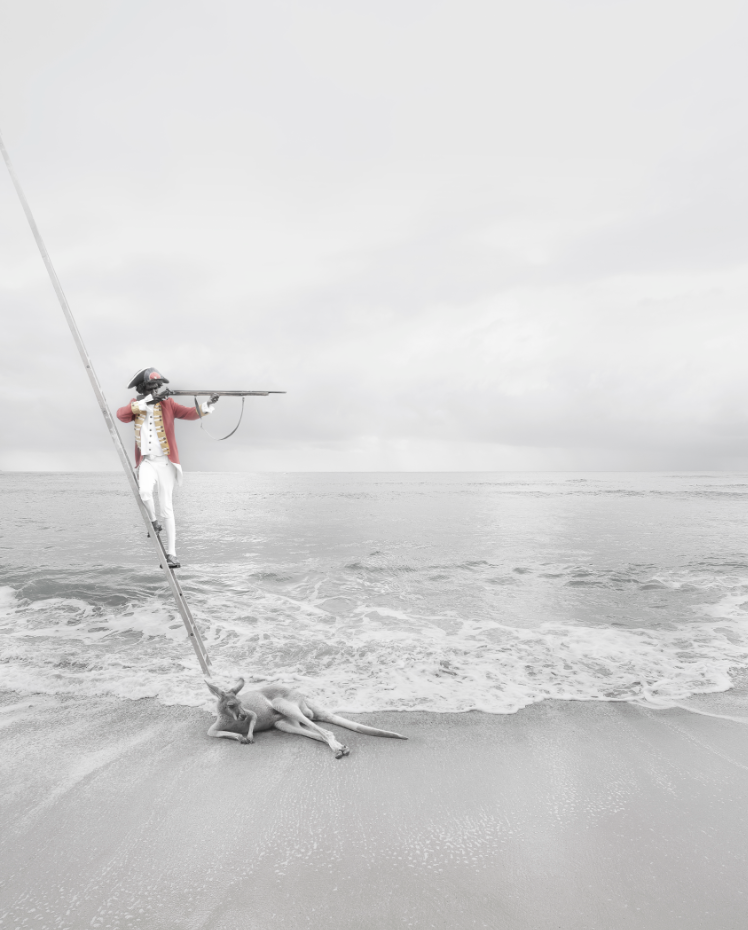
[{"xmin": 167, "ymin": 390, "xmax": 286, "ymax": 396}]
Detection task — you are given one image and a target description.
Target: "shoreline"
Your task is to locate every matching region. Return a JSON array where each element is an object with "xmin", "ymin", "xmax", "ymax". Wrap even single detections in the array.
[{"xmin": 2, "ymin": 692, "xmax": 748, "ymax": 929}]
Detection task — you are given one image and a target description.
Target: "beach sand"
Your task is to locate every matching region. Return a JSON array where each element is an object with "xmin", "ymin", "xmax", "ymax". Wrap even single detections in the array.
[{"xmin": 1, "ymin": 692, "xmax": 748, "ymax": 930}]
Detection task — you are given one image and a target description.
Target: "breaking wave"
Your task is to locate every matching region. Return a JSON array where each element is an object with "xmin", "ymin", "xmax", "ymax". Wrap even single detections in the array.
[{"xmin": 2, "ymin": 564, "xmax": 748, "ymax": 714}]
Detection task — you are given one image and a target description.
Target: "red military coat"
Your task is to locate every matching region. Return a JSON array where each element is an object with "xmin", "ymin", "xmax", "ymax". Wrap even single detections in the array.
[{"xmin": 116, "ymin": 397, "xmax": 200, "ymax": 468}]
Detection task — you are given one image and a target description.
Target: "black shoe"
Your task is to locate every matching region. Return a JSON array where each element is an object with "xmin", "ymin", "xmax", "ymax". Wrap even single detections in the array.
[
  {"xmin": 165, "ymin": 553, "xmax": 181, "ymax": 569},
  {"xmin": 147, "ymin": 521, "xmax": 163, "ymax": 538}
]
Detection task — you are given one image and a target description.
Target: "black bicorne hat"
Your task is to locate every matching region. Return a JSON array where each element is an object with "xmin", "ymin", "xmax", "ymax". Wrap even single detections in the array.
[{"xmin": 127, "ymin": 367, "xmax": 170, "ymax": 389}]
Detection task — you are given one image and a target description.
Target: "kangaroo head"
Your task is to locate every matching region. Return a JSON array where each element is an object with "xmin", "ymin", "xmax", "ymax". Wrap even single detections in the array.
[{"xmin": 206, "ymin": 678, "xmax": 246, "ymax": 720}]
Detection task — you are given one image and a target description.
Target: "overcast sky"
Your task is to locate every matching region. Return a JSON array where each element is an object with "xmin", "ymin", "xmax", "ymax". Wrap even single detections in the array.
[{"xmin": 1, "ymin": 0, "xmax": 747, "ymax": 471}]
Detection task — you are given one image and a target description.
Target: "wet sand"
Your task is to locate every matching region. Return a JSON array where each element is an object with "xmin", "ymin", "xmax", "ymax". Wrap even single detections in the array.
[{"xmin": 1, "ymin": 692, "xmax": 748, "ymax": 930}]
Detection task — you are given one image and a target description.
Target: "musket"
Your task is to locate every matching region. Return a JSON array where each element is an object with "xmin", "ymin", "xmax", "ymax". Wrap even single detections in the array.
[
  {"xmin": 165, "ymin": 389, "xmax": 285, "ymax": 398},
  {"xmin": 137, "ymin": 387, "xmax": 286, "ymax": 401},
  {"xmin": 136, "ymin": 385, "xmax": 286, "ymax": 439}
]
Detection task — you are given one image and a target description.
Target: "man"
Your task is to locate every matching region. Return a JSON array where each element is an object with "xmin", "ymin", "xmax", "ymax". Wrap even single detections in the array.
[{"xmin": 116, "ymin": 367, "xmax": 216, "ymax": 569}]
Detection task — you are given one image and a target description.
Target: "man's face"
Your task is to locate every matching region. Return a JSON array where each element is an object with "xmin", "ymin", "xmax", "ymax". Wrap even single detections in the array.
[{"xmin": 138, "ymin": 372, "xmax": 166, "ymax": 397}]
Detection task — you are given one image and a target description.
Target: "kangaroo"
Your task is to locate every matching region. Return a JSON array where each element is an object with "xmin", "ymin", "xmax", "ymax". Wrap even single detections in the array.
[{"xmin": 206, "ymin": 678, "xmax": 407, "ymax": 758}]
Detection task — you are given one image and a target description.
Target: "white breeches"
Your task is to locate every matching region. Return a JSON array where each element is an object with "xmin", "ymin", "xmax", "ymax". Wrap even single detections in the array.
[{"xmin": 138, "ymin": 455, "xmax": 177, "ymax": 555}]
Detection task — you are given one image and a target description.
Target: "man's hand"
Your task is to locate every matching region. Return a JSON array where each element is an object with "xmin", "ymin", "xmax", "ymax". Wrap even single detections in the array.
[
  {"xmin": 131, "ymin": 396, "xmax": 151, "ymax": 414},
  {"xmin": 199, "ymin": 394, "xmax": 219, "ymax": 415}
]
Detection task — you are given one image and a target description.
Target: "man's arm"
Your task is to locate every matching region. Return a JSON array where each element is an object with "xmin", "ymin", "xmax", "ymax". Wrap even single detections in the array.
[
  {"xmin": 116, "ymin": 400, "xmax": 137, "ymax": 423},
  {"xmin": 117, "ymin": 396, "xmax": 150, "ymax": 422},
  {"xmin": 169, "ymin": 398, "xmax": 216, "ymax": 420}
]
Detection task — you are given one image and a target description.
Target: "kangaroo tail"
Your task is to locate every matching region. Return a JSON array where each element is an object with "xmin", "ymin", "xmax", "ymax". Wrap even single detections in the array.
[{"xmin": 309, "ymin": 705, "xmax": 407, "ymax": 739}]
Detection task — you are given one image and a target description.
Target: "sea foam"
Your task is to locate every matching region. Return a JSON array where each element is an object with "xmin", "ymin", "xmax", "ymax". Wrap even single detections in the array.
[
  {"xmin": 2, "ymin": 573, "xmax": 747, "ymax": 714},
  {"xmin": 3, "ymin": 471, "xmax": 748, "ymax": 714}
]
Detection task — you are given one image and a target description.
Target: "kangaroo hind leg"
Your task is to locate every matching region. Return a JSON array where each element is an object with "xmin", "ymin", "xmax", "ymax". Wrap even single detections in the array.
[
  {"xmin": 307, "ymin": 702, "xmax": 407, "ymax": 739},
  {"xmin": 272, "ymin": 699, "xmax": 350, "ymax": 758},
  {"xmin": 274, "ymin": 718, "xmax": 326, "ymax": 745}
]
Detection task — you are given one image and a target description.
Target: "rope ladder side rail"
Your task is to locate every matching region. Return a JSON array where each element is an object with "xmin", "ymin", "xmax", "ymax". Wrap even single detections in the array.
[{"xmin": 0, "ymin": 129, "xmax": 212, "ymax": 676}]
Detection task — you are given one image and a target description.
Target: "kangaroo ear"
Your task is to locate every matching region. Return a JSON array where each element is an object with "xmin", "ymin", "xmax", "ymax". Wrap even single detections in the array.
[
  {"xmin": 205, "ymin": 681, "xmax": 224, "ymax": 699},
  {"xmin": 229, "ymin": 678, "xmax": 245, "ymax": 695}
]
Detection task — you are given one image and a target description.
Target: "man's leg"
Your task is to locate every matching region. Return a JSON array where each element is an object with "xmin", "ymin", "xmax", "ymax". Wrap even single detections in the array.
[
  {"xmin": 137, "ymin": 460, "xmax": 158, "ymax": 522},
  {"xmin": 154, "ymin": 459, "xmax": 177, "ymax": 556}
]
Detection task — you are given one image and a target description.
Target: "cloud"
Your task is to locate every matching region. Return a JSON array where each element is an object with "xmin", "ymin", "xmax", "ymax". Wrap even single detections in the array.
[{"xmin": 1, "ymin": 0, "xmax": 748, "ymax": 471}]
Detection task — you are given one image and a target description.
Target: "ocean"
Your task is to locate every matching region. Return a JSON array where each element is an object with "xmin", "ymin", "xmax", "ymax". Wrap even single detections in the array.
[{"xmin": 1, "ymin": 471, "xmax": 747, "ymax": 714}]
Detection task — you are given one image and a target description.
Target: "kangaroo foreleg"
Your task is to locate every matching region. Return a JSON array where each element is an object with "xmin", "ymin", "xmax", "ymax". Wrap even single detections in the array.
[
  {"xmin": 244, "ymin": 711, "xmax": 258, "ymax": 741},
  {"xmin": 307, "ymin": 703, "xmax": 407, "ymax": 739},
  {"xmin": 207, "ymin": 725, "xmax": 251, "ymax": 744},
  {"xmin": 208, "ymin": 710, "xmax": 257, "ymax": 744}
]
